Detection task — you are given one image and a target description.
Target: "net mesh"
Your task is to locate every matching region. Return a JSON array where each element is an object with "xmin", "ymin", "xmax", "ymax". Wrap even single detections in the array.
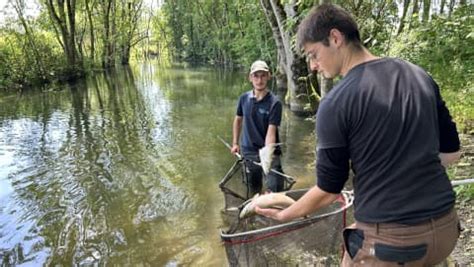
[
  {"xmin": 219, "ymin": 158, "xmax": 295, "ymax": 211},
  {"xmin": 220, "ymin": 189, "xmax": 353, "ymax": 266}
]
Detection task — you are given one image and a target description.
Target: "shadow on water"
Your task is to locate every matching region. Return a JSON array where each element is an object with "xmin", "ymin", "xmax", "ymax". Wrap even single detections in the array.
[{"xmin": 0, "ymin": 62, "xmax": 316, "ymax": 266}]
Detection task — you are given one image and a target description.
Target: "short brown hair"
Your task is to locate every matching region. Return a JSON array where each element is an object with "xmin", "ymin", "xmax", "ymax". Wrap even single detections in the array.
[{"xmin": 296, "ymin": 4, "xmax": 361, "ymax": 51}]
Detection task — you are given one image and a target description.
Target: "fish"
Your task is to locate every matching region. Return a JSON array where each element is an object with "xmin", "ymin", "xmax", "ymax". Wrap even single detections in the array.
[
  {"xmin": 239, "ymin": 192, "xmax": 296, "ymax": 219},
  {"xmin": 259, "ymin": 143, "xmax": 279, "ymax": 175}
]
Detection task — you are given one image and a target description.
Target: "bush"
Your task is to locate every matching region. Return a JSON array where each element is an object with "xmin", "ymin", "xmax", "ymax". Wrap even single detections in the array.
[
  {"xmin": 389, "ymin": 5, "xmax": 474, "ymax": 133},
  {"xmin": 0, "ymin": 30, "xmax": 67, "ymax": 90}
]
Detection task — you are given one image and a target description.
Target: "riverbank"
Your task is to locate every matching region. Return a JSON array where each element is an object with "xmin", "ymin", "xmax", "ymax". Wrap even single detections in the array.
[{"xmin": 449, "ymin": 134, "xmax": 474, "ymax": 266}]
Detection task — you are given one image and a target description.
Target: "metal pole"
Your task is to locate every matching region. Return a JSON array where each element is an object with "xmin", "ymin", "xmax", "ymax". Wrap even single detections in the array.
[
  {"xmin": 217, "ymin": 136, "xmax": 296, "ymax": 185},
  {"xmin": 452, "ymin": 178, "xmax": 474, "ymax": 186}
]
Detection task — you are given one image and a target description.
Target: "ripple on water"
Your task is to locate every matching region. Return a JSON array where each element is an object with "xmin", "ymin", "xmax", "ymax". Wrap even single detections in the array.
[
  {"xmin": 133, "ymin": 178, "xmax": 195, "ymax": 224},
  {"xmin": 0, "ymin": 192, "xmax": 51, "ymax": 266},
  {"xmin": 0, "ymin": 67, "xmax": 267, "ymax": 266}
]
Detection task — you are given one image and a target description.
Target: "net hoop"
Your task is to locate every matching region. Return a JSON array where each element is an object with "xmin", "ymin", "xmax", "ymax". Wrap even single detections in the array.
[{"xmin": 220, "ymin": 190, "xmax": 353, "ymax": 243}]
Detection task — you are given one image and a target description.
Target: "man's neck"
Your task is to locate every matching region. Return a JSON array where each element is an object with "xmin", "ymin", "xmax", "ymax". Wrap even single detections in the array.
[
  {"xmin": 340, "ymin": 46, "xmax": 379, "ymax": 76},
  {"xmin": 253, "ymin": 88, "xmax": 268, "ymax": 100}
]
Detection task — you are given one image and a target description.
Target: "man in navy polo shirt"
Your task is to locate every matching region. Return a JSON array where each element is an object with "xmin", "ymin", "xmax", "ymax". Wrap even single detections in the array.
[{"xmin": 230, "ymin": 60, "xmax": 284, "ymax": 195}]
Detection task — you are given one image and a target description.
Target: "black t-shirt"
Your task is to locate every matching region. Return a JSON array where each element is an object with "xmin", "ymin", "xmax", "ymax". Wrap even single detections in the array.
[
  {"xmin": 236, "ymin": 90, "xmax": 282, "ymax": 153},
  {"xmin": 316, "ymin": 58, "xmax": 459, "ymax": 224}
]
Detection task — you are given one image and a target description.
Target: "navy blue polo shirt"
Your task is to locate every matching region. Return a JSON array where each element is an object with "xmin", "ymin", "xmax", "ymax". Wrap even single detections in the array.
[{"xmin": 236, "ymin": 90, "xmax": 282, "ymax": 153}]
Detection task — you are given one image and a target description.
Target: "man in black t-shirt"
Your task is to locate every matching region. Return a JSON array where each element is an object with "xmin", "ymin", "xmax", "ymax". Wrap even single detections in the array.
[
  {"xmin": 256, "ymin": 4, "xmax": 461, "ymax": 266},
  {"xmin": 230, "ymin": 60, "xmax": 284, "ymax": 195}
]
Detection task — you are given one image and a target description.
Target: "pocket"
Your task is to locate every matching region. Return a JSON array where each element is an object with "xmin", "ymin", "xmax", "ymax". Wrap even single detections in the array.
[
  {"xmin": 343, "ymin": 227, "xmax": 365, "ymax": 259},
  {"xmin": 374, "ymin": 243, "xmax": 427, "ymax": 263}
]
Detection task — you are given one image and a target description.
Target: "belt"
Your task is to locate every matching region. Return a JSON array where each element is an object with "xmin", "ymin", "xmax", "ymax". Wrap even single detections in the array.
[{"xmin": 356, "ymin": 208, "xmax": 456, "ymax": 232}]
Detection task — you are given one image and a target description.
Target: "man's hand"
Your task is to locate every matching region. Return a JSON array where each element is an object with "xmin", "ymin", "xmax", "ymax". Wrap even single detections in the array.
[
  {"xmin": 255, "ymin": 206, "xmax": 287, "ymax": 222},
  {"xmin": 231, "ymin": 144, "xmax": 240, "ymax": 154},
  {"xmin": 256, "ymin": 186, "xmax": 340, "ymax": 223}
]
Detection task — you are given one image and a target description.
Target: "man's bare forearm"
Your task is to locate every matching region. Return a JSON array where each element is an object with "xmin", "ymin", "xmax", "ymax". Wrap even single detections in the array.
[
  {"xmin": 265, "ymin": 124, "xmax": 277, "ymax": 145},
  {"xmin": 279, "ymin": 186, "xmax": 339, "ymax": 221},
  {"xmin": 256, "ymin": 185, "xmax": 339, "ymax": 222},
  {"xmin": 232, "ymin": 116, "xmax": 242, "ymax": 145},
  {"xmin": 439, "ymin": 151, "xmax": 462, "ymax": 168}
]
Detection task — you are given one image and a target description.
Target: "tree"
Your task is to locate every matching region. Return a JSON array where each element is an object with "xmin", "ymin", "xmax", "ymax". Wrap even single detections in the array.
[
  {"xmin": 118, "ymin": 0, "xmax": 145, "ymax": 65},
  {"xmin": 422, "ymin": 0, "xmax": 431, "ymax": 22},
  {"xmin": 43, "ymin": 0, "xmax": 82, "ymax": 75},
  {"xmin": 84, "ymin": 0, "xmax": 96, "ymax": 62},
  {"xmin": 397, "ymin": 0, "xmax": 411, "ymax": 35},
  {"xmin": 12, "ymin": 0, "xmax": 47, "ymax": 79},
  {"xmin": 99, "ymin": 0, "xmax": 116, "ymax": 68},
  {"xmin": 317, "ymin": 0, "xmax": 334, "ymax": 99},
  {"xmin": 260, "ymin": 0, "xmax": 313, "ymax": 115}
]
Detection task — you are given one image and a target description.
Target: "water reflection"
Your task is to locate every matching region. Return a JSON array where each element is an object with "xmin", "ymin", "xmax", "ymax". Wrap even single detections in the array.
[{"xmin": 0, "ymin": 63, "xmax": 316, "ymax": 265}]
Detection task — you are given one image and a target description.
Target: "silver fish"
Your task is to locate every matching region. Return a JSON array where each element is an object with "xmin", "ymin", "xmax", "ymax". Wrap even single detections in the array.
[
  {"xmin": 259, "ymin": 143, "xmax": 278, "ymax": 175},
  {"xmin": 239, "ymin": 192, "xmax": 296, "ymax": 219}
]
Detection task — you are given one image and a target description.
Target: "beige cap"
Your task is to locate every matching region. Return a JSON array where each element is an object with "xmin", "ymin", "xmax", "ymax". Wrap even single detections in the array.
[{"xmin": 250, "ymin": 60, "xmax": 270, "ymax": 74}]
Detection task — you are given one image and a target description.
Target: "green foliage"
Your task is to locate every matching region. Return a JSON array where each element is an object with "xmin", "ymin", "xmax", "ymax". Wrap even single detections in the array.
[
  {"xmin": 348, "ymin": 1, "xmax": 399, "ymax": 54},
  {"xmin": 160, "ymin": 0, "xmax": 276, "ymax": 69},
  {"xmin": 0, "ymin": 0, "xmax": 152, "ymax": 89},
  {"xmin": 440, "ymin": 89, "xmax": 474, "ymax": 134},
  {"xmin": 454, "ymin": 184, "xmax": 474, "ymax": 199},
  {"xmin": 0, "ymin": 29, "xmax": 65, "ymax": 89},
  {"xmin": 389, "ymin": 5, "xmax": 474, "ymax": 133},
  {"xmin": 389, "ymin": 6, "xmax": 473, "ymax": 87}
]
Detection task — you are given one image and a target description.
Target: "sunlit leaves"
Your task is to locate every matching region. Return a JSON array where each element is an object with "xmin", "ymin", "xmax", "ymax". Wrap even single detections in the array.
[{"xmin": 160, "ymin": 0, "xmax": 276, "ymax": 68}]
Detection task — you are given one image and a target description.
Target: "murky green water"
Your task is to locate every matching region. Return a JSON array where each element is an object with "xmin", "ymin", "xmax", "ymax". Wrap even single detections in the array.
[{"xmin": 0, "ymin": 62, "xmax": 316, "ymax": 266}]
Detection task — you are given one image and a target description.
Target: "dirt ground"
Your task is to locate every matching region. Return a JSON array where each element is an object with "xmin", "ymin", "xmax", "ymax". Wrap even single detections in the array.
[
  {"xmin": 451, "ymin": 199, "xmax": 474, "ymax": 266},
  {"xmin": 449, "ymin": 134, "xmax": 474, "ymax": 266}
]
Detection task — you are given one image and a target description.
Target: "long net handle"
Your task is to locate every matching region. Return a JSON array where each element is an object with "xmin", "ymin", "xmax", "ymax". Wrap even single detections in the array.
[
  {"xmin": 452, "ymin": 178, "xmax": 474, "ymax": 186},
  {"xmin": 217, "ymin": 136, "xmax": 296, "ymax": 187}
]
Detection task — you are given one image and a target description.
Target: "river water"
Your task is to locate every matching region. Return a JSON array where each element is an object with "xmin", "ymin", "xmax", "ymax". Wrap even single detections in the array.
[{"xmin": 0, "ymin": 63, "xmax": 316, "ymax": 266}]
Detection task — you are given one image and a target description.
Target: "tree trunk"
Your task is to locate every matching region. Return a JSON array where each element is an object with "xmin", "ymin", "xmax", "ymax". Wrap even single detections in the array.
[
  {"xmin": 408, "ymin": 0, "xmax": 420, "ymax": 29},
  {"xmin": 397, "ymin": 0, "xmax": 411, "ymax": 35},
  {"xmin": 13, "ymin": 0, "xmax": 46, "ymax": 79},
  {"xmin": 121, "ymin": 45, "xmax": 131, "ymax": 65},
  {"xmin": 45, "ymin": 0, "xmax": 81, "ymax": 76},
  {"xmin": 110, "ymin": 0, "xmax": 117, "ymax": 66},
  {"xmin": 260, "ymin": 0, "xmax": 312, "ymax": 115},
  {"xmin": 413, "ymin": 0, "xmax": 420, "ymax": 15},
  {"xmin": 120, "ymin": 0, "xmax": 148, "ymax": 67},
  {"xmin": 320, "ymin": 75, "xmax": 333, "ymax": 99},
  {"xmin": 85, "ymin": 0, "xmax": 95, "ymax": 61},
  {"xmin": 318, "ymin": 0, "xmax": 334, "ymax": 101},
  {"xmin": 259, "ymin": 0, "xmax": 287, "ymax": 96},
  {"xmin": 101, "ymin": 0, "xmax": 114, "ymax": 68},
  {"xmin": 440, "ymin": 0, "xmax": 446, "ymax": 14},
  {"xmin": 422, "ymin": 0, "xmax": 431, "ymax": 22},
  {"xmin": 448, "ymin": 0, "xmax": 455, "ymax": 17}
]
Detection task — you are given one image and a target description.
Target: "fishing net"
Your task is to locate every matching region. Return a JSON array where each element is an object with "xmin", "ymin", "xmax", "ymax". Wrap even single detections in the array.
[
  {"xmin": 220, "ymin": 190, "xmax": 354, "ymax": 266},
  {"xmin": 219, "ymin": 157, "xmax": 295, "ymax": 209}
]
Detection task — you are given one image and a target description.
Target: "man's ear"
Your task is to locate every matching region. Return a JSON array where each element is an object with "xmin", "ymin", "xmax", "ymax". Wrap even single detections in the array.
[{"xmin": 329, "ymin": 29, "xmax": 344, "ymax": 48}]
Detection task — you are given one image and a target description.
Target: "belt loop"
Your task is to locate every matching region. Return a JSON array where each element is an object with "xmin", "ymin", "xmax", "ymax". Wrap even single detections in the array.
[{"xmin": 376, "ymin": 223, "xmax": 379, "ymax": 234}]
